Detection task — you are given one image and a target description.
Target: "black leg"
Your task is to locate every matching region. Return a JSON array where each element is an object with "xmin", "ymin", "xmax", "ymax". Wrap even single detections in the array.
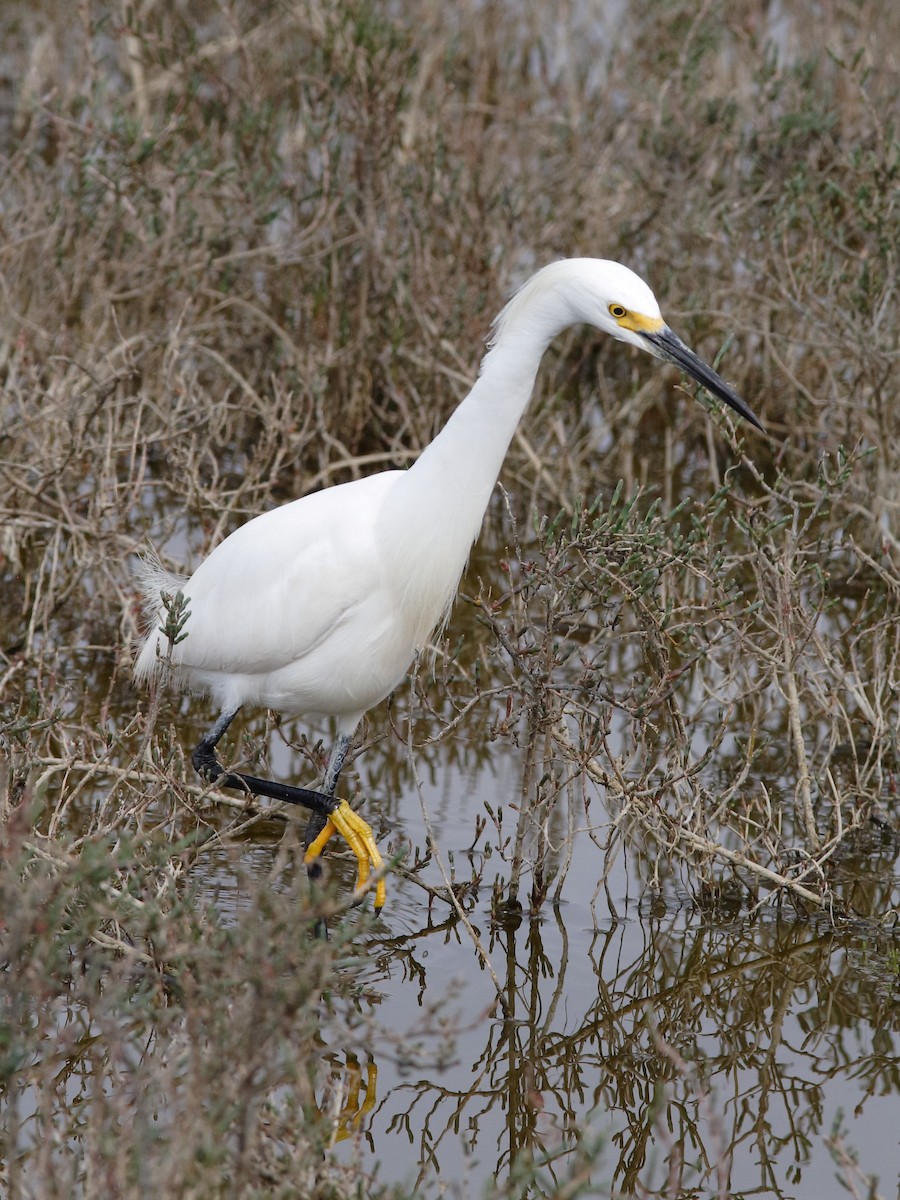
[
  {"xmin": 304, "ymin": 734, "xmax": 357, "ymax": 934},
  {"xmin": 192, "ymin": 706, "xmax": 338, "ymax": 820},
  {"xmin": 303, "ymin": 733, "xmax": 353, "ymax": 849},
  {"xmin": 192, "ymin": 706, "xmax": 241, "ymax": 778}
]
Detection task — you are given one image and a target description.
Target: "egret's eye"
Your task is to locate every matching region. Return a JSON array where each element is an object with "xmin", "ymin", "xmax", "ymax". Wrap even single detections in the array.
[{"xmin": 609, "ymin": 304, "xmax": 627, "ymax": 319}]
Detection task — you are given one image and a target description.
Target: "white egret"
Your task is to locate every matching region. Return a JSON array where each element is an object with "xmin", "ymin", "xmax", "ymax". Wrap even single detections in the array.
[{"xmin": 135, "ymin": 258, "xmax": 763, "ymax": 911}]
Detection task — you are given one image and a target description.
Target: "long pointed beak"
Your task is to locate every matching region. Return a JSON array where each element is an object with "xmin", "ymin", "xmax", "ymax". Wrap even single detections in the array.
[{"xmin": 641, "ymin": 326, "xmax": 764, "ymax": 433}]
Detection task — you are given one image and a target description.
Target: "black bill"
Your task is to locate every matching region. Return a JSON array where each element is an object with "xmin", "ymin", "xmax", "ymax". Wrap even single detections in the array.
[{"xmin": 641, "ymin": 326, "xmax": 764, "ymax": 432}]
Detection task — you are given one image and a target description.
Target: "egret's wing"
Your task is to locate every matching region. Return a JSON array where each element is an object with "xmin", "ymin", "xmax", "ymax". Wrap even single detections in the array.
[{"xmin": 138, "ymin": 472, "xmax": 400, "ymax": 679}]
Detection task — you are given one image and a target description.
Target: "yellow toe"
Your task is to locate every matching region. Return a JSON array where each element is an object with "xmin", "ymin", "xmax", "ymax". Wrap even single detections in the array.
[
  {"xmin": 303, "ymin": 800, "xmax": 386, "ymax": 910},
  {"xmin": 304, "ymin": 818, "xmax": 337, "ymax": 863}
]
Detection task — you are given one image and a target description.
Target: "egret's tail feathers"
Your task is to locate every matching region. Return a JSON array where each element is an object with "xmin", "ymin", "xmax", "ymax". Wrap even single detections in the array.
[{"xmin": 133, "ymin": 551, "xmax": 189, "ymax": 684}]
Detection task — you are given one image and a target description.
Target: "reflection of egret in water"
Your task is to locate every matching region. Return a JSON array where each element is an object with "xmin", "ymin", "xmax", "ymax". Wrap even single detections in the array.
[
  {"xmin": 317, "ymin": 1052, "xmax": 378, "ymax": 1148},
  {"xmin": 312, "ymin": 909, "xmax": 471, "ymax": 1151}
]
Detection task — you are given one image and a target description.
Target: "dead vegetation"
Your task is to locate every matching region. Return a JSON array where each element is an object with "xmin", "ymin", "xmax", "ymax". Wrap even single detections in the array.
[{"xmin": 1, "ymin": 1, "xmax": 899, "ymax": 1196}]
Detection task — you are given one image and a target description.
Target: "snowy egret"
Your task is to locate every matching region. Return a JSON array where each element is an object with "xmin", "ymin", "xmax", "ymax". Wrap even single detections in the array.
[{"xmin": 135, "ymin": 258, "xmax": 763, "ymax": 910}]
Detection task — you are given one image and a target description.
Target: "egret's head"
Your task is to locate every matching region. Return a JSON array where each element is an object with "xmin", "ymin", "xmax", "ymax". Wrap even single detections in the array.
[
  {"xmin": 493, "ymin": 258, "xmax": 764, "ymax": 432},
  {"xmin": 578, "ymin": 259, "xmax": 765, "ymax": 431},
  {"xmin": 570, "ymin": 258, "xmax": 667, "ymax": 349}
]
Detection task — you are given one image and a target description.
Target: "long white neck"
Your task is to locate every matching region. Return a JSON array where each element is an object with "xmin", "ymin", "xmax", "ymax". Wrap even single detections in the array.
[
  {"xmin": 406, "ymin": 332, "xmax": 545, "ymax": 513},
  {"xmin": 380, "ymin": 266, "xmax": 584, "ymax": 643}
]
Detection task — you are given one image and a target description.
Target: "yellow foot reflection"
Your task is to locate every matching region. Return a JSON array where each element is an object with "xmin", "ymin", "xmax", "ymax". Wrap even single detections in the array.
[{"xmin": 319, "ymin": 1052, "xmax": 378, "ymax": 1144}]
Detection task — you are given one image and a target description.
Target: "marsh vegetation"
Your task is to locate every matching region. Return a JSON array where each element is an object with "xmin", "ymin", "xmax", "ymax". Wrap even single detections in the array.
[{"xmin": 1, "ymin": 1, "xmax": 898, "ymax": 1196}]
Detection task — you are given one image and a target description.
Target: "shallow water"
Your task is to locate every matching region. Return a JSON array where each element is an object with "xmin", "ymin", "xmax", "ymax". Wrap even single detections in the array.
[{"xmin": 191, "ymin": 733, "xmax": 900, "ymax": 1198}]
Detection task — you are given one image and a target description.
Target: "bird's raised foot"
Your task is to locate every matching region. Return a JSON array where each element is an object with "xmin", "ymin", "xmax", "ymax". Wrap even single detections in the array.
[{"xmin": 304, "ymin": 799, "xmax": 386, "ymax": 912}]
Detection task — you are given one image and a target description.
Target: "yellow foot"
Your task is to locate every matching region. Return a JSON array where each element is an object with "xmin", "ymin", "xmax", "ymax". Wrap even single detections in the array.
[{"xmin": 303, "ymin": 799, "xmax": 386, "ymax": 911}]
